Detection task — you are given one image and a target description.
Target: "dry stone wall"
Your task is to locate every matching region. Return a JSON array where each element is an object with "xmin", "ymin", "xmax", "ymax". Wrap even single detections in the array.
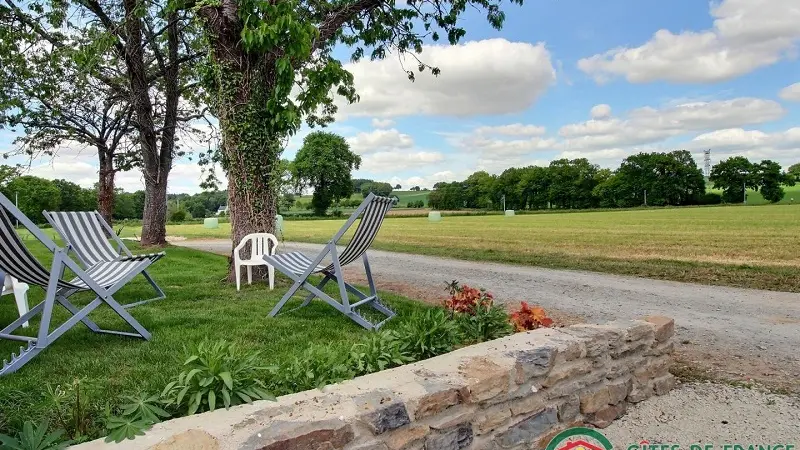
[{"xmin": 73, "ymin": 316, "xmax": 676, "ymax": 450}]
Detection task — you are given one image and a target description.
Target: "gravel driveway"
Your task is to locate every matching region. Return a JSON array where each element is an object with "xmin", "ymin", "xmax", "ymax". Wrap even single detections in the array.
[{"xmin": 174, "ymin": 239, "xmax": 800, "ymax": 391}]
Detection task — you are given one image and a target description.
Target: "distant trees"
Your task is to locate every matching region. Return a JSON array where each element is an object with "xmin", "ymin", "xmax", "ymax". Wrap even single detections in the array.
[
  {"xmin": 786, "ymin": 163, "xmax": 800, "ymax": 182},
  {"xmin": 710, "ymin": 157, "xmax": 794, "ymax": 204},
  {"xmin": 394, "ymin": 184, "xmax": 402, "ymax": 189},
  {"xmin": 361, "ymin": 182, "xmax": 393, "ymax": 198},
  {"xmin": 3, "ymin": 176, "xmax": 61, "ymax": 222},
  {"xmin": 410, "ymin": 186, "xmax": 421, "ymax": 191},
  {"xmin": 293, "ymin": 132, "xmax": 361, "ymax": 216}
]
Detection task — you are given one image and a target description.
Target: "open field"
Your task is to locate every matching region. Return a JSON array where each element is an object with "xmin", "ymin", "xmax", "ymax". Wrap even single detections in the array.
[
  {"xmin": 0, "ymin": 243, "xmax": 429, "ymax": 439},
  {"xmin": 143, "ymin": 204, "xmax": 800, "ymax": 292},
  {"xmin": 708, "ymin": 184, "xmax": 800, "ymax": 205}
]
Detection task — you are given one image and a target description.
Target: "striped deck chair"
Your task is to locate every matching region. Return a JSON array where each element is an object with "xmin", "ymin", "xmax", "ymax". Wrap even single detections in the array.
[
  {"xmin": 43, "ymin": 210, "xmax": 165, "ymax": 308},
  {"xmin": 0, "ymin": 194, "xmax": 154, "ymax": 376},
  {"xmin": 265, "ymin": 193, "xmax": 395, "ymax": 330}
]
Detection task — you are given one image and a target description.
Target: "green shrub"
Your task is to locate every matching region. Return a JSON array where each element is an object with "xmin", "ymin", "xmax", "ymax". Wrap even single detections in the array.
[
  {"xmin": 455, "ymin": 303, "xmax": 513, "ymax": 344},
  {"xmin": 0, "ymin": 420, "xmax": 71, "ymax": 450},
  {"xmin": 162, "ymin": 340, "xmax": 275, "ymax": 416},
  {"xmin": 395, "ymin": 309, "xmax": 461, "ymax": 360},
  {"xmin": 697, "ymin": 192, "xmax": 722, "ymax": 205},
  {"xmin": 104, "ymin": 394, "xmax": 170, "ymax": 443},
  {"xmin": 348, "ymin": 330, "xmax": 413, "ymax": 375},
  {"xmin": 169, "ymin": 210, "xmax": 187, "ymax": 222},
  {"xmin": 270, "ymin": 346, "xmax": 354, "ymax": 395}
]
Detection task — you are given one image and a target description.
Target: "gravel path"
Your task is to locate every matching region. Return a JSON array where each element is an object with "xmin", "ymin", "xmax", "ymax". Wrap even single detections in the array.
[
  {"xmin": 604, "ymin": 382, "xmax": 800, "ymax": 442},
  {"xmin": 174, "ymin": 239, "xmax": 800, "ymax": 390}
]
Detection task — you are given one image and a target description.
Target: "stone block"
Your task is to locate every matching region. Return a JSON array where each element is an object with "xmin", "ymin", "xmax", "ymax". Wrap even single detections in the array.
[
  {"xmin": 627, "ymin": 381, "xmax": 654, "ymax": 403},
  {"xmin": 634, "ymin": 356, "xmax": 671, "ymax": 383},
  {"xmin": 586, "ymin": 402, "xmax": 627, "ymax": 429},
  {"xmin": 460, "ymin": 357, "xmax": 510, "ymax": 403},
  {"xmin": 148, "ymin": 430, "xmax": 219, "ymax": 450},
  {"xmin": 645, "ymin": 340, "xmax": 675, "ymax": 357},
  {"xmin": 423, "ymin": 423, "xmax": 473, "ymax": 450},
  {"xmin": 359, "ymin": 402, "xmax": 412, "ymax": 435},
  {"xmin": 556, "ymin": 395, "xmax": 580, "ymax": 422},
  {"xmin": 384, "ymin": 425, "xmax": 430, "ymax": 450},
  {"xmin": 426, "ymin": 406, "xmax": 475, "ymax": 431},
  {"xmin": 474, "ymin": 403, "xmax": 512, "ymax": 435},
  {"xmin": 654, "ymin": 374, "xmax": 677, "ymax": 395},
  {"xmin": 242, "ymin": 420, "xmax": 355, "ymax": 450},
  {"xmin": 415, "ymin": 388, "xmax": 461, "ymax": 420},
  {"xmin": 495, "ymin": 407, "xmax": 558, "ymax": 449},
  {"xmin": 350, "ymin": 442, "xmax": 389, "ymax": 450},
  {"xmin": 606, "ymin": 355, "xmax": 645, "ymax": 380},
  {"xmin": 607, "ymin": 377, "xmax": 633, "ymax": 405},
  {"xmin": 645, "ymin": 316, "xmax": 675, "ymax": 342},
  {"xmin": 510, "ymin": 393, "xmax": 545, "ymax": 417},
  {"xmin": 542, "ymin": 359, "xmax": 592, "ymax": 388},
  {"xmin": 560, "ymin": 324, "xmax": 624, "ymax": 357},
  {"xmin": 579, "ymin": 386, "xmax": 610, "ymax": 414},
  {"xmin": 535, "ymin": 420, "xmax": 584, "ymax": 449},
  {"xmin": 507, "ymin": 346, "xmax": 556, "ymax": 384}
]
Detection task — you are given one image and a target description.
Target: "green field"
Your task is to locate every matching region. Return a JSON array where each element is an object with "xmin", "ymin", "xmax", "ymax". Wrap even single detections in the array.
[
  {"xmin": 707, "ymin": 185, "xmax": 800, "ymax": 205},
  {"xmin": 142, "ymin": 204, "xmax": 800, "ymax": 292}
]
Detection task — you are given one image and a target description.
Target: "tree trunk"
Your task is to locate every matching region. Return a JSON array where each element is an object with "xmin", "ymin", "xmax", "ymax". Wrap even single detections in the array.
[
  {"xmin": 141, "ymin": 179, "xmax": 169, "ymax": 245},
  {"xmin": 199, "ymin": 1, "xmax": 300, "ymax": 281},
  {"xmin": 97, "ymin": 145, "xmax": 115, "ymax": 225}
]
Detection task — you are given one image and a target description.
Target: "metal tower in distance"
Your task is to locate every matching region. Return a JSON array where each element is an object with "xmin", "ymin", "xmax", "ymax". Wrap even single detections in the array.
[{"xmin": 703, "ymin": 149, "xmax": 711, "ymax": 177}]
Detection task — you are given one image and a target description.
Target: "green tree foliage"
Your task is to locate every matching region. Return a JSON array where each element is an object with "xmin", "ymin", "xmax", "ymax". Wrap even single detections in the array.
[
  {"xmin": 547, "ymin": 158, "xmax": 600, "ymax": 209},
  {"xmin": 428, "ymin": 182, "xmax": 465, "ymax": 210},
  {"xmin": 755, "ymin": 160, "xmax": 795, "ymax": 203},
  {"xmin": 352, "ymin": 179, "xmax": 374, "ymax": 194},
  {"xmin": 293, "ymin": 132, "xmax": 361, "ymax": 215},
  {"xmin": 410, "ymin": 186, "xmax": 421, "ymax": 191},
  {"xmin": 3, "ymin": 176, "xmax": 61, "ymax": 223},
  {"xmin": 394, "ymin": 184, "xmax": 401, "ymax": 189},
  {"xmin": 0, "ymin": 165, "xmax": 22, "ymax": 187},
  {"xmin": 710, "ymin": 157, "xmax": 757, "ymax": 204},
  {"xmin": 463, "ymin": 171, "xmax": 497, "ymax": 209},
  {"xmin": 52, "ymin": 179, "xmax": 94, "ymax": 212},
  {"xmin": 788, "ymin": 163, "xmax": 800, "ymax": 181},
  {"xmin": 361, "ymin": 182, "xmax": 393, "ymax": 198}
]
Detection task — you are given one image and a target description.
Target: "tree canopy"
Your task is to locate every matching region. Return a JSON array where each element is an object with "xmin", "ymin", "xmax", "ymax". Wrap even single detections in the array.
[{"xmin": 293, "ymin": 131, "xmax": 361, "ymax": 215}]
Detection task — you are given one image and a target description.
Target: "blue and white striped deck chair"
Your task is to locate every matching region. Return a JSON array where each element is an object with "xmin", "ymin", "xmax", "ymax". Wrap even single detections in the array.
[
  {"xmin": 264, "ymin": 193, "xmax": 396, "ymax": 330},
  {"xmin": 43, "ymin": 210, "xmax": 165, "ymax": 308},
  {"xmin": 0, "ymin": 194, "xmax": 153, "ymax": 376}
]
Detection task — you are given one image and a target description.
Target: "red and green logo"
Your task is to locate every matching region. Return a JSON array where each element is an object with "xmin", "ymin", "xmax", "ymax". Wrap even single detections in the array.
[{"xmin": 546, "ymin": 427, "xmax": 614, "ymax": 450}]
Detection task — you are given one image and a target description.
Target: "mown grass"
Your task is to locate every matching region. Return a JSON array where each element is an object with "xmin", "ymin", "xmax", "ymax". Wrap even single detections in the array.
[
  {"xmin": 0, "ymin": 242, "xmax": 429, "ymax": 438},
  {"xmin": 141, "ymin": 204, "xmax": 800, "ymax": 292}
]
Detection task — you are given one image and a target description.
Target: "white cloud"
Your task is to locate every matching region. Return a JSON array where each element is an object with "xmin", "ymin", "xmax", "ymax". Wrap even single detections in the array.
[
  {"xmin": 687, "ymin": 127, "xmax": 800, "ymax": 162},
  {"xmin": 371, "ymin": 118, "xmax": 395, "ymax": 129},
  {"xmin": 779, "ymin": 82, "xmax": 800, "ymax": 102},
  {"xmin": 590, "ymin": 104, "xmax": 612, "ymax": 120},
  {"xmin": 474, "ymin": 124, "xmax": 546, "ymax": 137},
  {"xmin": 558, "ymin": 97, "xmax": 785, "ymax": 150},
  {"xmin": 347, "ymin": 129, "xmax": 414, "ymax": 155},
  {"xmin": 578, "ymin": 0, "xmax": 800, "ymax": 83},
  {"xmin": 338, "ymin": 39, "xmax": 556, "ymax": 118},
  {"xmin": 360, "ymin": 150, "xmax": 444, "ymax": 173}
]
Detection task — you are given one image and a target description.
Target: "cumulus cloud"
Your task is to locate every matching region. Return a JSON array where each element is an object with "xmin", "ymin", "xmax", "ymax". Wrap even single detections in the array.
[
  {"xmin": 686, "ymin": 127, "xmax": 800, "ymax": 162},
  {"xmin": 578, "ymin": 0, "xmax": 800, "ymax": 83},
  {"xmin": 474, "ymin": 124, "xmax": 546, "ymax": 137},
  {"xmin": 779, "ymin": 82, "xmax": 800, "ymax": 102},
  {"xmin": 590, "ymin": 104, "xmax": 612, "ymax": 120},
  {"xmin": 338, "ymin": 39, "xmax": 556, "ymax": 118},
  {"xmin": 371, "ymin": 118, "xmax": 395, "ymax": 129},
  {"xmin": 360, "ymin": 151, "xmax": 444, "ymax": 173},
  {"xmin": 347, "ymin": 128, "xmax": 414, "ymax": 155},
  {"xmin": 558, "ymin": 97, "xmax": 785, "ymax": 150}
]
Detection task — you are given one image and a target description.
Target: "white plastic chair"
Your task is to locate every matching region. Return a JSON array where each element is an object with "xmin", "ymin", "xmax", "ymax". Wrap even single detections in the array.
[
  {"xmin": 234, "ymin": 233, "xmax": 278, "ymax": 291},
  {"xmin": 1, "ymin": 273, "xmax": 30, "ymax": 328}
]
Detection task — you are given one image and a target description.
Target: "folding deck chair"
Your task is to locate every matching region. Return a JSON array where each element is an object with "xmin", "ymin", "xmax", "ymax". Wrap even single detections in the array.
[
  {"xmin": 0, "ymin": 194, "xmax": 156, "ymax": 376},
  {"xmin": 43, "ymin": 210, "xmax": 165, "ymax": 308},
  {"xmin": 265, "ymin": 193, "xmax": 395, "ymax": 330}
]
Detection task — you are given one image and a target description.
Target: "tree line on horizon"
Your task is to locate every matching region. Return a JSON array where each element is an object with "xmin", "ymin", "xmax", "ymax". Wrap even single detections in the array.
[{"xmin": 428, "ymin": 152, "xmax": 799, "ymax": 211}]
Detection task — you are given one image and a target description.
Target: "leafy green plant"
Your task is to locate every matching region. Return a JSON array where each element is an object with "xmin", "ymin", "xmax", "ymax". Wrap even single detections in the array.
[
  {"xmin": 104, "ymin": 393, "xmax": 170, "ymax": 443},
  {"xmin": 270, "ymin": 345, "xmax": 354, "ymax": 395},
  {"xmin": 40, "ymin": 378, "xmax": 101, "ymax": 440},
  {"xmin": 0, "ymin": 420, "xmax": 71, "ymax": 450},
  {"xmin": 162, "ymin": 340, "xmax": 275, "ymax": 415},
  {"xmin": 349, "ymin": 330, "xmax": 413, "ymax": 375},
  {"xmin": 456, "ymin": 302, "xmax": 513, "ymax": 344},
  {"xmin": 395, "ymin": 308, "xmax": 461, "ymax": 360}
]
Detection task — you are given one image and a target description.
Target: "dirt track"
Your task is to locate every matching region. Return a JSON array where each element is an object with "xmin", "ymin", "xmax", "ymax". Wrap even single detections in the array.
[{"xmin": 174, "ymin": 239, "xmax": 800, "ymax": 391}]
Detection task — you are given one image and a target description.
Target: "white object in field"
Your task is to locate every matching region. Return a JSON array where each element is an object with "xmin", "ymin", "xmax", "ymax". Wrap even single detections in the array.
[
  {"xmin": 428, "ymin": 211, "xmax": 442, "ymax": 222},
  {"xmin": 275, "ymin": 214, "xmax": 284, "ymax": 238},
  {"xmin": 203, "ymin": 217, "xmax": 219, "ymax": 229},
  {"xmin": 505, "ymin": 210, "xmax": 515, "ymax": 217},
  {"xmin": 234, "ymin": 233, "xmax": 278, "ymax": 291},
  {"xmin": 2, "ymin": 274, "xmax": 29, "ymax": 328}
]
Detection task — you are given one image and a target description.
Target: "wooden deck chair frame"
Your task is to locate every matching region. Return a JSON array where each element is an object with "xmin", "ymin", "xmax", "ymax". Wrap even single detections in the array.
[
  {"xmin": 0, "ymin": 195, "xmax": 153, "ymax": 376},
  {"xmin": 264, "ymin": 193, "xmax": 396, "ymax": 330},
  {"xmin": 43, "ymin": 210, "xmax": 166, "ymax": 309}
]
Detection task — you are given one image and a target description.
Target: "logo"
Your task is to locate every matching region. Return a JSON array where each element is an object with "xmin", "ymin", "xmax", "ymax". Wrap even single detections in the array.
[{"xmin": 546, "ymin": 427, "xmax": 614, "ymax": 450}]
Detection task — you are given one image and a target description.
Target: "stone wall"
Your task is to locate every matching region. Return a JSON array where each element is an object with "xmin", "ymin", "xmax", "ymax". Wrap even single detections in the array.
[{"xmin": 73, "ymin": 317, "xmax": 675, "ymax": 450}]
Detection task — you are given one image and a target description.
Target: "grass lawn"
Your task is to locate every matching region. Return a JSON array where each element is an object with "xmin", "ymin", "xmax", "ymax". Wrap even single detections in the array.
[
  {"xmin": 0, "ymin": 242, "xmax": 430, "ymax": 439},
  {"xmin": 133, "ymin": 204, "xmax": 800, "ymax": 292},
  {"xmin": 707, "ymin": 185, "xmax": 800, "ymax": 205}
]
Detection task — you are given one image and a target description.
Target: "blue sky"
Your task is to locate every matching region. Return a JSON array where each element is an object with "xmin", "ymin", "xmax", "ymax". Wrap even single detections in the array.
[{"xmin": 3, "ymin": 0, "xmax": 799, "ymax": 193}]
